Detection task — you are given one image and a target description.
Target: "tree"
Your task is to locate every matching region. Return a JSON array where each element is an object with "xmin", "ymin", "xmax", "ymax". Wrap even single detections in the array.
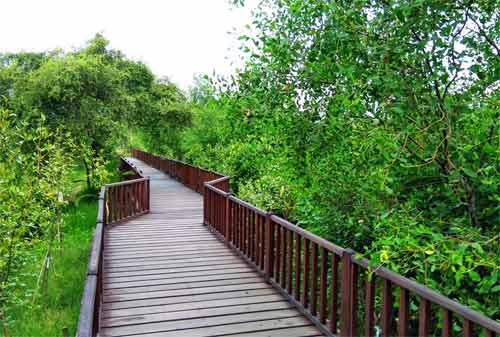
[{"xmin": 184, "ymin": 0, "xmax": 500, "ymax": 316}]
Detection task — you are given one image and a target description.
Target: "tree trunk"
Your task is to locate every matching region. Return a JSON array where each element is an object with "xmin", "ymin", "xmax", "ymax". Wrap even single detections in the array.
[{"xmin": 83, "ymin": 158, "xmax": 91, "ymax": 190}]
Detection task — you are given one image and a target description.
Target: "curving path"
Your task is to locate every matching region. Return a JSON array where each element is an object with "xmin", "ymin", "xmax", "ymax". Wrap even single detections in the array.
[{"xmin": 99, "ymin": 158, "xmax": 324, "ymax": 337}]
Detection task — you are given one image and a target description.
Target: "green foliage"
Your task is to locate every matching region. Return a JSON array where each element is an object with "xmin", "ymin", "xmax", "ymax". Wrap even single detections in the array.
[
  {"xmin": 137, "ymin": 80, "xmax": 192, "ymax": 157},
  {"xmin": 0, "ymin": 105, "xmax": 76, "ymax": 331},
  {"xmin": 182, "ymin": 0, "xmax": 500, "ymax": 317},
  {"xmin": 0, "ymin": 33, "xmax": 189, "ymax": 334},
  {"xmin": 4, "ymin": 202, "xmax": 97, "ymax": 336}
]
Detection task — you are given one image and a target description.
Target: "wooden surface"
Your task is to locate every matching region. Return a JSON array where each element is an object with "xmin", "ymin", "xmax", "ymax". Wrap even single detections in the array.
[{"xmin": 101, "ymin": 158, "xmax": 324, "ymax": 337}]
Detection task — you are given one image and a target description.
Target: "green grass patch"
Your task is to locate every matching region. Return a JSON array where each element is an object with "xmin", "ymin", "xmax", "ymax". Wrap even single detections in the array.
[
  {"xmin": 3, "ymin": 158, "xmax": 129, "ymax": 337},
  {"xmin": 4, "ymin": 201, "xmax": 97, "ymax": 337}
]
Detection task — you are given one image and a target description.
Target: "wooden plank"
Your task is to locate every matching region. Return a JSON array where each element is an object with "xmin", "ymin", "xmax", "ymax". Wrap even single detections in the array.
[
  {"xmin": 105, "ymin": 234, "xmax": 211, "ymax": 244},
  {"xmin": 104, "ymin": 282, "xmax": 273, "ymax": 303},
  {"xmin": 102, "ymin": 301, "xmax": 293, "ymax": 327},
  {"xmin": 100, "ymin": 309, "xmax": 301, "ymax": 336},
  {"xmin": 104, "ymin": 252, "xmax": 237, "ymax": 267},
  {"xmin": 104, "ymin": 271, "xmax": 259, "ymax": 289},
  {"xmin": 224, "ymin": 326, "xmax": 322, "ymax": 337},
  {"xmin": 96, "ymin": 157, "xmax": 325, "ymax": 337},
  {"xmin": 104, "ymin": 277, "xmax": 265, "ymax": 295},
  {"xmin": 105, "ymin": 256, "xmax": 242, "ymax": 272},
  {"xmin": 104, "ymin": 265, "xmax": 253, "ymax": 282},
  {"xmin": 104, "ymin": 243, "xmax": 225, "ymax": 255},
  {"xmin": 102, "ymin": 286, "xmax": 276, "ymax": 312},
  {"xmin": 108, "ymin": 317, "xmax": 315, "ymax": 337},
  {"xmin": 104, "ymin": 237, "xmax": 217, "ymax": 247},
  {"xmin": 105, "ymin": 231, "xmax": 211, "ymax": 240},
  {"xmin": 104, "ymin": 248, "xmax": 230, "ymax": 260},
  {"xmin": 103, "ymin": 294, "xmax": 286, "ymax": 318}
]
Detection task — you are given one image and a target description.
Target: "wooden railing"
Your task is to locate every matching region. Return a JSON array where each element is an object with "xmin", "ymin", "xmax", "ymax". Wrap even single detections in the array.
[
  {"xmin": 133, "ymin": 149, "xmax": 500, "ymax": 337},
  {"xmin": 132, "ymin": 149, "xmax": 229, "ymax": 193},
  {"xmin": 76, "ymin": 157, "xmax": 150, "ymax": 337}
]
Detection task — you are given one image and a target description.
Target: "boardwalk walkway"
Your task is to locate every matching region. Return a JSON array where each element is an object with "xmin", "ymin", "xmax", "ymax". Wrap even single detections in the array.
[{"xmin": 100, "ymin": 158, "xmax": 324, "ymax": 337}]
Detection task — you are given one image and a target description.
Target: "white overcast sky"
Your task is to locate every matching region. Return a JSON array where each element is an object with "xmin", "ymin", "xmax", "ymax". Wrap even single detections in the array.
[{"xmin": 0, "ymin": 0, "xmax": 257, "ymax": 90}]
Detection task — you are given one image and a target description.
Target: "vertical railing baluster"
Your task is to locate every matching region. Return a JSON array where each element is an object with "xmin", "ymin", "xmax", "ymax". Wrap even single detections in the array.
[
  {"xmin": 399, "ymin": 288, "xmax": 409, "ymax": 337},
  {"xmin": 302, "ymin": 239, "xmax": 310, "ymax": 308},
  {"xmin": 265, "ymin": 211, "xmax": 273, "ymax": 282},
  {"xmin": 350, "ymin": 261, "xmax": 358, "ymax": 337},
  {"xmin": 419, "ymin": 298, "xmax": 431, "ymax": 337},
  {"xmin": 146, "ymin": 178, "xmax": 150, "ymax": 212},
  {"xmin": 463, "ymin": 319, "xmax": 472, "ymax": 337},
  {"xmin": 275, "ymin": 224, "xmax": 282, "ymax": 284},
  {"xmin": 255, "ymin": 214, "xmax": 260, "ymax": 265},
  {"xmin": 281, "ymin": 227, "xmax": 287, "ymax": 289},
  {"xmin": 295, "ymin": 234, "xmax": 302, "ymax": 300},
  {"xmin": 365, "ymin": 275, "xmax": 376, "ymax": 337},
  {"xmin": 245, "ymin": 207, "xmax": 249, "ymax": 255},
  {"xmin": 252, "ymin": 210, "xmax": 259, "ymax": 265},
  {"xmin": 330, "ymin": 253, "xmax": 339, "ymax": 333},
  {"xmin": 287, "ymin": 230, "xmax": 293, "ymax": 294},
  {"xmin": 262, "ymin": 214, "xmax": 266, "ymax": 268},
  {"xmin": 382, "ymin": 279, "xmax": 393, "ymax": 337},
  {"xmin": 319, "ymin": 247, "xmax": 328, "ymax": 324},
  {"xmin": 341, "ymin": 249, "xmax": 354, "ymax": 337},
  {"xmin": 311, "ymin": 242, "xmax": 318, "ymax": 316},
  {"xmin": 225, "ymin": 193, "xmax": 230, "ymax": 239},
  {"xmin": 442, "ymin": 308, "xmax": 452, "ymax": 337},
  {"xmin": 239, "ymin": 204, "xmax": 243, "ymax": 251}
]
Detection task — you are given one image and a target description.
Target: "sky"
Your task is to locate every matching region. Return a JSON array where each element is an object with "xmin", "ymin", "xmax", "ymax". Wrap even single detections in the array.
[{"xmin": 0, "ymin": 0, "xmax": 257, "ymax": 90}]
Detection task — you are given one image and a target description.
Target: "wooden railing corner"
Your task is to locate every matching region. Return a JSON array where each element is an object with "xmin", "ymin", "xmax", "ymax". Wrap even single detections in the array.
[{"xmin": 76, "ymin": 156, "xmax": 150, "ymax": 337}]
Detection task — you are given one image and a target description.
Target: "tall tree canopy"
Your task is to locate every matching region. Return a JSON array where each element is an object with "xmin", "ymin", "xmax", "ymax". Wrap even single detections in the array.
[
  {"xmin": 0, "ymin": 34, "xmax": 191, "ymax": 329},
  {"xmin": 181, "ymin": 0, "xmax": 500, "ymax": 317}
]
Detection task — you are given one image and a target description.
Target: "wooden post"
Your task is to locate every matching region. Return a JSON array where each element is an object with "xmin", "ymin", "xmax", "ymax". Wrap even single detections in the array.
[
  {"xmin": 225, "ymin": 193, "xmax": 231, "ymax": 240},
  {"xmin": 264, "ymin": 211, "xmax": 273, "ymax": 282},
  {"xmin": 203, "ymin": 183, "xmax": 208, "ymax": 225},
  {"xmin": 146, "ymin": 178, "xmax": 150, "ymax": 213},
  {"xmin": 340, "ymin": 249, "xmax": 354, "ymax": 337}
]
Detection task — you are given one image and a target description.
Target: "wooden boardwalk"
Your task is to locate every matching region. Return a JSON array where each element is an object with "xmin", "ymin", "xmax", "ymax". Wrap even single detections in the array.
[{"xmin": 100, "ymin": 158, "xmax": 324, "ymax": 337}]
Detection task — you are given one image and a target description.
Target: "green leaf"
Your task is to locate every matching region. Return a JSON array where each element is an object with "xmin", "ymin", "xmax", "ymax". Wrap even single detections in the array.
[{"xmin": 468, "ymin": 271, "xmax": 481, "ymax": 282}]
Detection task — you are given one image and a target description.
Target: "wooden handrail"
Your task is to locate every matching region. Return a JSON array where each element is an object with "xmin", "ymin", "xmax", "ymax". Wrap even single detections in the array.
[
  {"xmin": 76, "ymin": 157, "xmax": 150, "ymax": 337},
  {"xmin": 132, "ymin": 148, "xmax": 500, "ymax": 337},
  {"xmin": 104, "ymin": 177, "xmax": 148, "ymax": 187},
  {"xmin": 352, "ymin": 257, "xmax": 500, "ymax": 333}
]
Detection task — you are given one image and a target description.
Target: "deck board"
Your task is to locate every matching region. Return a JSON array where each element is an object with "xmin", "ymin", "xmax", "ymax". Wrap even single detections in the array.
[{"xmin": 101, "ymin": 158, "xmax": 324, "ymax": 337}]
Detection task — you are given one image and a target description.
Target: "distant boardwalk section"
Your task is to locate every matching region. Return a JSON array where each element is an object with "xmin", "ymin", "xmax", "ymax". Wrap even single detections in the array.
[
  {"xmin": 100, "ymin": 157, "xmax": 324, "ymax": 337},
  {"xmin": 76, "ymin": 152, "xmax": 500, "ymax": 337}
]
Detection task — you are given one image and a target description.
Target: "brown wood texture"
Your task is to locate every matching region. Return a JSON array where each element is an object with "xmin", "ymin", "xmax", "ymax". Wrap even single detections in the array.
[
  {"xmin": 100, "ymin": 158, "xmax": 324, "ymax": 337},
  {"xmin": 125, "ymin": 149, "xmax": 500, "ymax": 337}
]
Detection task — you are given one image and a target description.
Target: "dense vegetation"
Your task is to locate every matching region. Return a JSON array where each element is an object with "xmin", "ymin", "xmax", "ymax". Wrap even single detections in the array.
[
  {"xmin": 0, "ymin": 35, "xmax": 188, "ymax": 335},
  {"xmin": 0, "ymin": 0, "xmax": 498, "ymax": 335},
  {"xmin": 177, "ymin": 0, "xmax": 499, "ymax": 318}
]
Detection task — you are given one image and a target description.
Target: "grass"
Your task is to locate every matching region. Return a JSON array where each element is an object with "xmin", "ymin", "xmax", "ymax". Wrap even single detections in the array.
[
  {"xmin": 4, "ymin": 201, "xmax": 97, "ymax": 337},
  {"xmin": 2, "ymin": 158, "xmax": 124, "ymax": 337}
]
